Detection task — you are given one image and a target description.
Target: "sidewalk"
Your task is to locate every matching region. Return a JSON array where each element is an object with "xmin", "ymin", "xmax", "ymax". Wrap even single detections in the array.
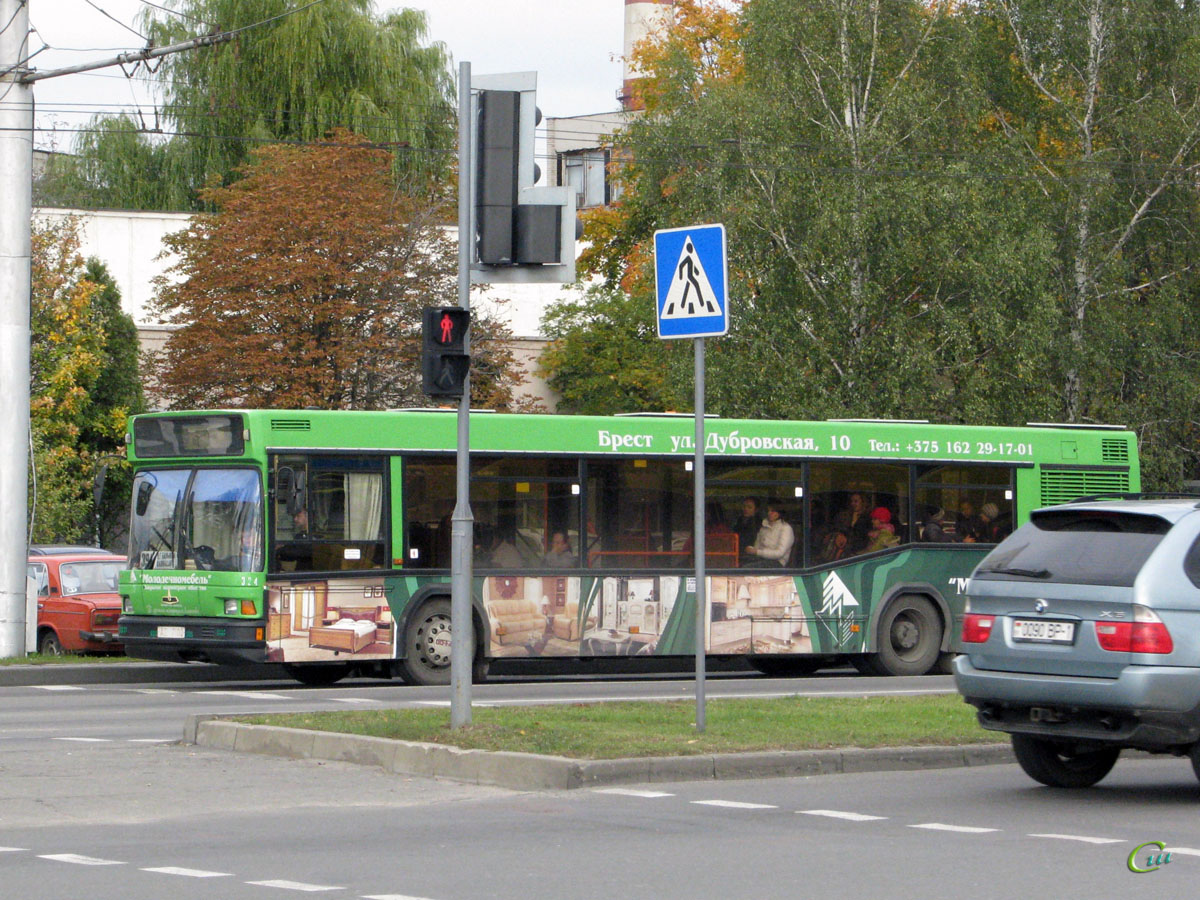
[{"xmin": 185, "ymin": 714, "xmax": 1015, "ymax": 791}]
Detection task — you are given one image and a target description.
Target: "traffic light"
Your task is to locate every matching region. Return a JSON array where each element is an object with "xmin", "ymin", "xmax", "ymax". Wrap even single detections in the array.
[
  {"xmin": 472, "ymin": 75, "xmax": 575, "ymax": 283},
  {"xmin": 422, "ymin": 307, "xmax": 470, "ymax": 398}
]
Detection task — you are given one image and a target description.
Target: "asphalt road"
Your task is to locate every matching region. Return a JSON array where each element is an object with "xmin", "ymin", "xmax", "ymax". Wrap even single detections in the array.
[{"xmin": 5, "ymin": 669, "xmax": 1196, "ymax": 899}]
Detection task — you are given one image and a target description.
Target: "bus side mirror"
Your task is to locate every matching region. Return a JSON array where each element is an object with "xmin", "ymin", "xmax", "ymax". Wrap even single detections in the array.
[
  {"xmin": 93, "ymin": 464, "xmax": 109, "ymax": 508},
  {"xmin": 135, "ymin": 480, "xmax": 153, "ymax": 517}
]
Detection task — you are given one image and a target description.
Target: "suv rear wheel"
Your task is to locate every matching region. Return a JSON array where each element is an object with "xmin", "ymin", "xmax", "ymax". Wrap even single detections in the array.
[{"xmin": 1011, "ymin": 734, "xmax": 1120, "ymax": 788}]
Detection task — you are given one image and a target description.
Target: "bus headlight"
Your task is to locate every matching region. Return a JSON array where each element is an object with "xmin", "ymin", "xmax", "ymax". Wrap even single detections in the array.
[{"xmin": 224, "ymin": 599, "xmax": 239, "ymax": 615}]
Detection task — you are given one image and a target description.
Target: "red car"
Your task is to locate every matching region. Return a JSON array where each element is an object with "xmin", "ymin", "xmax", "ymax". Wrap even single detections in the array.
[{"xmin": 27, "ymin": 547, "xmax": 126, "ymax": 655}]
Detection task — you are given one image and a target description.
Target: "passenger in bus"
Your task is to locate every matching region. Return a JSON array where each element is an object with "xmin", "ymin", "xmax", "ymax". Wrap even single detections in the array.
[
  {"xmin": 732, "ymin": 497, "xmax": 760, "ymax": 563},
  {"xmin": 956, "ymin": 500, "xmax": 985, "ymax": 543},
  {"xmin": 966, "ymin": 502, "xmax": 1002, "ymax": 544},
  {"xmin": 834, "ymin": 491, "xmax": 873, "ymax": 554},
  {"xmin": 744, "ymin": 500, "xmax": 795, "ymax": 566},
  {"xmin": 543, "ymin": 531, "xmax": 576, "ymax": 567},
  {"xmin": 865, "ymin": 507, "xmax": 900, "ymax": 553},
  {"xmin": 819, "ymin": 529, "xmax": 850, "ymax": 563},
  {"xmin": 920, "ymin": 505, "xmax": 956, "ymax": 542},
  {"xmin": 276, "ymin": 508, "xmax": 313, "ymax": 571},
  {"xmin": 487, "ymin": 525, "xmax": 525, "ymax": 568}
]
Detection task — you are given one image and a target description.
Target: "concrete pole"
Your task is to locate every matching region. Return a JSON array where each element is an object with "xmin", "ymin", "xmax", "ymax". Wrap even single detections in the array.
[
  {"xmin": 0, "ymin": 0, "xmax": 33, "ymax": 657},
  {"xmin": 450, "ymin": 60, "xmax": 475, "ymax": 727}
]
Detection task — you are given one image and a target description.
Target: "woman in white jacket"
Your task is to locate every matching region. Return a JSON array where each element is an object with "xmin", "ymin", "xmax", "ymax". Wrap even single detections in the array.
[{"xmin": 744, "ymin": 500, "xmax": 795, "ymax": 567}]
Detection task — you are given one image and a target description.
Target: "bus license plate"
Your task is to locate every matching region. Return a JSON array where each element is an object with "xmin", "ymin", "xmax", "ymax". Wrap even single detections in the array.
[
  {"xmin": 157, "ymin": 625, "xmax": 186, "ymax": 639},
  {"xmin": 1012, "ymin": 619, "xmax": 1075, "ymax": 644}
]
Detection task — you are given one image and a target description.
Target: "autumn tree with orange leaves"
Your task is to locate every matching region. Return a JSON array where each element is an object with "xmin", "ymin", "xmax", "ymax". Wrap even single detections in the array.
[{"xmin": 147, "ymin": 132, "xmax": 522, "ymax": 411}]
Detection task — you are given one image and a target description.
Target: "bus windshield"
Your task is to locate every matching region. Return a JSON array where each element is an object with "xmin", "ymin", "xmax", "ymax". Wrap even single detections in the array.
[{"xmin": 131, "ymin": 468, "xmax": 263, "ymax": 572}]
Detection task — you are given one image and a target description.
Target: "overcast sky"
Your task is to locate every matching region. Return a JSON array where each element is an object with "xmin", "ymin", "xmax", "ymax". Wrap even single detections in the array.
[{"xmin": 29, "ymin": 0, "xmax": 629, "ymax": 152}]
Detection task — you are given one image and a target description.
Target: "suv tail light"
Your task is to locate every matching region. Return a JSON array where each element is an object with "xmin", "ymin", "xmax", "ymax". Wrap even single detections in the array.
[
  {"xmin": 1094, "ymin": 605, "xmax": 1174, "ymax": 654},
  {"xmin": 962, "ymin": 613, "xmax": 995, "ymax": 643}
]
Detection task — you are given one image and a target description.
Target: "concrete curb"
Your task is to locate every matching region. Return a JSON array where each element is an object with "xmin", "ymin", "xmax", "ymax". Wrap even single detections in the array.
[{"xmin": 185, "ymin": 715, "xmax": 1015, "ymax": 791}]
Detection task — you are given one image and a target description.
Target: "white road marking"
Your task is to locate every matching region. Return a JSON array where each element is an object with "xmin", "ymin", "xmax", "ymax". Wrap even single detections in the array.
[
  {"xmin": 799, "ymin": 809, "xmax": 887, "ymax": 822},
  {"xmin": 593, "ymin": 788, "xmax": 674, "ymax": 798},
  {"xmin": 413, "ymin": 700, "xmax": 451, "ymax": 707},
  {"xmin": 53, "ymin": 737, "xmax": 111, "ymax": 743},
  {"xmin": 246, "ymin": 879, "xmax": 343, "ymax": 892},
  {"xmin": 33, "ymin": 685, "xmax": 85, "ymax": 691},
  {"xmin": 1165, "ymin": 846, "xmax": 1200, "ymax": 857},
  {"xmin": 39, "ymin": 853, "xmax": 124, "ymax": 866},
  {"xmin": 331, "ymin": 698, "xmax": 381, "ymax": 704},
  {"xmin": 691, "ymin": 800, "xmax": 778, "ymax": 809},
  {"xmin": 130, "ymin": 688, "xmax": 177, "ymax": 694},
  {"xmin": 910, "ymin": 823, "xmax": 998, "ymax": 834},
  {"xmin": 196, "ymin": 691, "xmax": 293, "ymax": 700},
  {"xmin": 1029, "ymin": 833, "xmax": 1122, "ymax": 845},
  {"xmin": 0, "ymin": 847, "xmax": 27, "ymax": 852},
  {"xmin": 142, "ymin": 866, "xmax": 231, "ymax": 878}
]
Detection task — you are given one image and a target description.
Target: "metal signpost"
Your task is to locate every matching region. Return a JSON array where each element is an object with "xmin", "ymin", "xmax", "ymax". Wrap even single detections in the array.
[{"xmin": 653, "ymin": 223, "xmax": 728, "ymax": 732}]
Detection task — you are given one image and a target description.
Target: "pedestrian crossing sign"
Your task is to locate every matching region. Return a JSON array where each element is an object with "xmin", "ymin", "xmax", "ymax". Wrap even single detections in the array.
[{"xmin": 653, "ymin": 223, "xmax": 728, "ymax": 339}]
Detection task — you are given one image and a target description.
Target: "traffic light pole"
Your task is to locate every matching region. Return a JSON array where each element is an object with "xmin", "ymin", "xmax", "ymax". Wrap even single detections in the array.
[{"xmin": 450, "ymin": 60, "xmax": 475, "ymax": 728}]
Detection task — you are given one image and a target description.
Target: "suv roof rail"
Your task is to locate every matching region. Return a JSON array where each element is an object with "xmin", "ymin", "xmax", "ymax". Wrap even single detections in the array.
[{"xmin": 1066, "ymin": 492, "xmax": 1200, "ymax": 505}]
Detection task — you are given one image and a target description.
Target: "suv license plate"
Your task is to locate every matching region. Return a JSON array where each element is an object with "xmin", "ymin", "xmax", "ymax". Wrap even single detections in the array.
[
  {"xmin": 157, "ymin": 625, "xmax": 186, "ymax": 639},
  {"xmin": 1012, "ymin": 619, "xmax": 1075, "ymax": 644}
]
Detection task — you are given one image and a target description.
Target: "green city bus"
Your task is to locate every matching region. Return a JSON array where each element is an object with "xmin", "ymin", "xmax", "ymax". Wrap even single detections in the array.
[{"xmin": 117, "ymin": 410, "xmax": 1139, "ymax": 685}]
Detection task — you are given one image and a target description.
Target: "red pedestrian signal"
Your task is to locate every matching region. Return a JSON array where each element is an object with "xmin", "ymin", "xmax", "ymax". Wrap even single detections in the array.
[{"xmin": 422, "ymin": 307, "xmax": 470, "ymax": 397}]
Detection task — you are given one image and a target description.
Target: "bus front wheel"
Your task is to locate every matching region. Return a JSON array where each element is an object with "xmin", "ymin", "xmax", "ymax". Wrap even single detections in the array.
[{"xmin": 865, "ymin": 595, "xmax": 943, "ymax": 677}]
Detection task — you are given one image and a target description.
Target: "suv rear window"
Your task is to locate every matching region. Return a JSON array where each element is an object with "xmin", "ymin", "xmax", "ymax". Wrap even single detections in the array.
[{"xmin": 973, "ymin": 509, "xmax": 1170, "ymax": 587}]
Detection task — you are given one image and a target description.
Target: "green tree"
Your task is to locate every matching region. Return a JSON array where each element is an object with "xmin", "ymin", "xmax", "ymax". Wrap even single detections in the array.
[
  {"xmin": 30, "ymin": 221, "xmax": 141, "ymax": 545},
  {"xmin": 566, "ymin": 0, "xmax": 1061, "ymax": 425},
  {"xmin": 147, "ymin": 131, "xmax": 522, "ymax": 411},
  {"xmin": 40, "ymin": 0, "xmax": 454, "ymax": 210},
  {"xmin": 538, "ymin": 283, "xmax": 689, "ymax": 414},
  {"xmin": 975, "ymin": 0, "xmax": 1200, "ymax": 486}
]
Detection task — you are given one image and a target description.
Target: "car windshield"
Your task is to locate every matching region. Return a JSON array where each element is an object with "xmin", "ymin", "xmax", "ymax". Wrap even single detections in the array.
[
  {"xmin": 130, "ymin": 468, "xmax": 263, "ymax": 572},
  {"xmin": 974, "ymin": 509, "xmax": 1170, "ymax": 587},
  {"xmin": 59, "ymin": 561, "xmax": 124, "ymax": 595}
]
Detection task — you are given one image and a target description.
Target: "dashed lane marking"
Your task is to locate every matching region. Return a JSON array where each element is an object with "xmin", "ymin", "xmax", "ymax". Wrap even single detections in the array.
[
  {"xmin": 1164, "ymin": 847, "xmax": 1200, "ymax": 857},
  {"xmin": 142, "ymin": 866, "xmax": 231, "ymax": 878},
  {"xmin": 1028, "ymin": 833, "xmax": 1122, "ymax": 845},
  {"xmin": 331, "ymin": 698, "xmax": 381, "ymax": 704},
  {"xmin": 246, "ymin": 879, "xmax": 344, "ymax": 892},
  {"xmin": 195, "ymin": 691, "xmax": 294, "ymax": 701},
  {"xmin": 910, "ymin": 823, "xmax": 998, "ymax": 834},
  {"xmin": 593, "ymin": 788, "xmax": 674, "ymax": 798},
  {"xmin": 39, "ymin": 854, "xmax": 124, "ymax": 866},
  {"xmin": 799, "ymin": 809, "xmax": 887, "ymax": 822},
  {"xmin": 691, "ymin": 800, "xmax": 778, "ymax": 809},
  {"xmin": 32, "ymin": 685, "xmax": 85, "ymax": 691},
  {"xmin": 0, "ymin": 847, "xmax": 26, "ymax": 852},
  {"xmin": 52, "ymin": 737, "xmax": 111, "ymax": 743}
]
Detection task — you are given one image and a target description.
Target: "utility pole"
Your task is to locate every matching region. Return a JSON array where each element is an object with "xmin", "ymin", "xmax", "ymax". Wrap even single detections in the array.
[
  {"xmin": 0, "ymin": 0, "xmax": 33, "ymax": 658},
  {"xmin": 0, "ymin": 1, "xmax": 232, "ymax": 656}
]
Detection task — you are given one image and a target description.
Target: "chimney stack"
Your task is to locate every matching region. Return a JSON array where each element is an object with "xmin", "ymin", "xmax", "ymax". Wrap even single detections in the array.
[{"xmin": 620, "ymin": 0, "xmax": 674, "ymax": 110}]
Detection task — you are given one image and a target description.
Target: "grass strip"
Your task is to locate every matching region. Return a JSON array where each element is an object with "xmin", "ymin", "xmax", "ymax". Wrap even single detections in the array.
[{"xmin": 236, "ymin": 694, "xmax": 991, "ymax": 759}]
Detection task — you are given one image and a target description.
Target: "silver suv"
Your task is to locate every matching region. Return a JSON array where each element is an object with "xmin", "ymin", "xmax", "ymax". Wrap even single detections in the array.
[{"xmin": 954, "ymin": 497, "xmax": 1200, "ymax": 788}]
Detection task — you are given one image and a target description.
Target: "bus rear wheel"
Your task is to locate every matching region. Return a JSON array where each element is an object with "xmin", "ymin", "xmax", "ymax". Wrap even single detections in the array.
[{"xmin": 869, "ymin": 595, "xmax": 943, "ymax": 676}]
